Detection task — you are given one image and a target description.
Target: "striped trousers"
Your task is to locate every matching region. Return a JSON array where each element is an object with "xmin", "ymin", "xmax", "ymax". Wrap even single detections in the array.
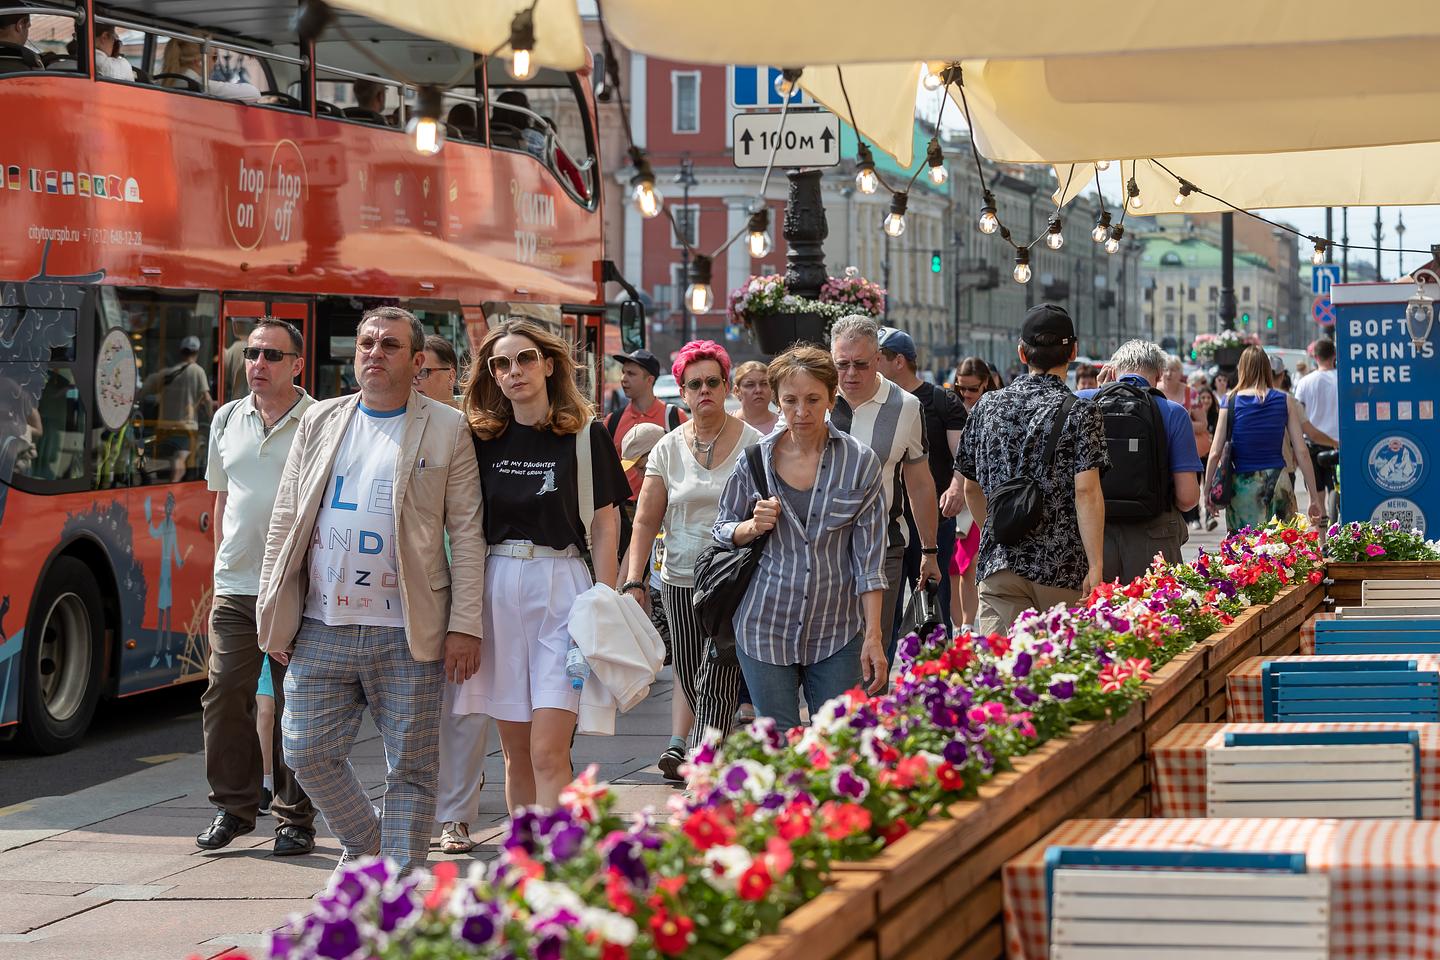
[
  {"xmin": 662, "ymin": 582, "xmax": 743, "ymax": 751},
  {"xmin": 282, "ymin": 618, "xmax": 443, "ymax": 873}
]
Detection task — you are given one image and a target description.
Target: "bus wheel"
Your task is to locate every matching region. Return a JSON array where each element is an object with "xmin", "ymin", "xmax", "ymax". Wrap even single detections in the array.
[{"xmin": 17, "ymin": 558, "xmax": 105, "ymax": 754}]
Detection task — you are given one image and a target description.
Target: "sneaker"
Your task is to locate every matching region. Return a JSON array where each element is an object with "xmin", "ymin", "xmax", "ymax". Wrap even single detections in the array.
[
  {"xmin": 657, "ymin": 746, "xmax": 686, "ymax": 783},
  {"xmin": 1204, "ymin": 513, "xmax": 1219, "ymax": 531},
  {"xmin": 259, "ymin": 786, "xmax": 273, "ymax": 815}
]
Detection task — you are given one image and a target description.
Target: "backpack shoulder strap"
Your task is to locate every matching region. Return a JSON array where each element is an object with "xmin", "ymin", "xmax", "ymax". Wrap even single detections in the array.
[
  {"xmin": 575, "ymin": 417, "xmax": 595, "ymax": 551},
  {"xmin": 666, "ymin": 404, "xmax": 682, "ymax": 430},
  {"xmin": 745, "ymin": 443, "xmax": 769, "ymax": 499},
  {"xmin": 1042, "ymin": 395, "xmax": 1074, "ymax": 466},
  {"xmin": 605, "ymin": 409, "xmax": 622, "ymax": 436}
]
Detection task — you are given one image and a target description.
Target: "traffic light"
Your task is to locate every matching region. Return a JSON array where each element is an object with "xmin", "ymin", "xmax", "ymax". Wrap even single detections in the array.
[
  {"xmin": 1266, "ymin": 316, "xmax": 1275, "ymax": 330},
  {"xmin": 930, "ymin": 250, "xmax": 942, "ymax": 273},
  {"xmin": 1241, "ymin": 312, "xmax": 1251, "ymax": 325}
]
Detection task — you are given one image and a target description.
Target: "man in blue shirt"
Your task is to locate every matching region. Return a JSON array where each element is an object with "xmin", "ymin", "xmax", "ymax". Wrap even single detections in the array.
[{"xmin": 1078, "ymin": 340, "xmax": 1202, "ymax": 582}]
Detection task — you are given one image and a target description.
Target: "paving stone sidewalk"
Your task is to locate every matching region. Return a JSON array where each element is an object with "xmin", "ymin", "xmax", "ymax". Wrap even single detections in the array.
[{"xmin": 0, "ymin": 670, "xmax": 681, "ymax": 960}]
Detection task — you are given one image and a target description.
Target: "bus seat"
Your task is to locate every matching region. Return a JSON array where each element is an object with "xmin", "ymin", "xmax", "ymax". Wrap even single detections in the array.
[
  {"xmin": 341, "ymin": 106, "xmax": 389, "ymax": 125},
  {"xmin": 317, "ymin": 100, "xmax": 342, "ymax": 117}
]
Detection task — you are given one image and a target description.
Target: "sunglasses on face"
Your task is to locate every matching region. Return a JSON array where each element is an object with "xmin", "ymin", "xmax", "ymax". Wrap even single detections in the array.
[
  {"xmin": 243, "ymin": 347, "xmax": 299, "ymax": 362},
  {"xmin": 956, "ymin": 384, "xmax": 982, "ymax": 395},
  {"xmin": 356, "ymin": 336, "xmax": 408, "ymax": 356},
  {"xmin": 834, "ymin": 359, "xmax": 873, "ymax": 372},
  {"xmin": 684, "ymin": 375, "xmax": 725, "ymax": 392},
  {"xmin": 488, "ymin": 348, "xmax": 542, "ymax": 376},
  {"xmin": 414, "ymin": 366, "xmax": 453, "ymax": 382}
]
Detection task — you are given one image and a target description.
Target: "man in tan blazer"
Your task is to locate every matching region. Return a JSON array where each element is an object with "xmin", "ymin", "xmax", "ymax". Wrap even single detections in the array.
[{"xmin": 257, "ymin": 306, "xmax": 483, "ymax": 872}]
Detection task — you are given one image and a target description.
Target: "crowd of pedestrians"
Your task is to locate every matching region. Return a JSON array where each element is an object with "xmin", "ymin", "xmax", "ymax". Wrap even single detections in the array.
[{"xmin": 194, "ymin": 302, "xmax": 1338, "ymax": 877}]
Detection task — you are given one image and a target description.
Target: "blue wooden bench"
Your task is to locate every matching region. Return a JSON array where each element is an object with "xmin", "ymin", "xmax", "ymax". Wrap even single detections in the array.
[
  {"xmin": 1045, "ymin": 848, "xmax": 1329, "ymax": 959},
  {"xmin": 1314, "ymin": 616, "xmax": 1440, "ymax": 654},
  {"xmin": 1261, "ymin": 659, "xmax": 1440, "ymax": 722},
  {"xmin": 1206, "ymin": 729, "xmax": 1421, "ymax": 819}
]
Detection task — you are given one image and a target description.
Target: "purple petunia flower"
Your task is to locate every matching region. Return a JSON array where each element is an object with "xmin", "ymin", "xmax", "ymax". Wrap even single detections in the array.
[
  {"xmin": 979, "ymin": 664, "xmax": 1004, "ymax": 689},
  {"xmin": 721, "ymin": 764, "xmax": 750, "ymax": 795},
  {"xmin": 1048, "ymin": 678, "xmax": 1077, "ymax": 700},
  {"xmin": 536, "ymin": 930, "xmax": 566, "ymax": 960},
  {"xmin": 1013, "ymin": 685, "xmax": 1039, "ymax": 706},
  {"xmin": 606, "ymin": 836, "xmax": 649, "ymax": 886},
  {"xmin": 314, "ymin": 916, "xmax": 364, "ymax": 960},
  {"xmin": 377, "ymin": 884, "xmax": 420, "ymax": 933},
  {"xmin": 456, "ymin": 903, "xmax": 502, "ymax": 947},
  {"xmin": 943, "ymin": 739, "xmax": 968, "ymax": 765},
  {"xmin": 548, "ymin": 822, "xmax": 586, "ymax": 861},
  {"xmin": 1012, "ymin": 652, "xmax": 1033, "ymax": 679},
  {"xmin": 503, "ymin": 809, "xmax": 540, "ymax": 854},
  {"xmin": 832, "ymin": 765, "xmax": 870, "ymax": 801},
  {"xmin": 897, "ymin": 632, "xmax": 922, "ymax": 662}
]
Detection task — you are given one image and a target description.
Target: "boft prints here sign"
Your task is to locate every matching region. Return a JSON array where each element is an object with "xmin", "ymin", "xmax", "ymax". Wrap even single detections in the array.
[{"xmin": 1333, "ymin": 282, "xmax": 1440, "ymax": 535}]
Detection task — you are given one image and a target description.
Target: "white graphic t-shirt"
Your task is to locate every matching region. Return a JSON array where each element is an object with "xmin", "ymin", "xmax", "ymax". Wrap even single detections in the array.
[{"xmin": 304, "ymin": 404, "xmax": 408, "ymax": 626}]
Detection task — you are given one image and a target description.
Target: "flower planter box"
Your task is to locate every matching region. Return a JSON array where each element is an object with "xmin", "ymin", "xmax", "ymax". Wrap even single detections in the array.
[
  {"xmin": 1326, "ymin": 560, "xmax": 1440, "ymax": 606},
  {"xmin": 749, "ymin": 311, "xmax": 830, "ymax": 354}
]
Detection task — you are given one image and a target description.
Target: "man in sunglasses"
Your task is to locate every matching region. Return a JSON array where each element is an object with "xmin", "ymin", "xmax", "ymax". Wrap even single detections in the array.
[
  {"xmin": 258, "ymin": 306, "xmax": 485, "ymax": 874},
  {"xmin": 199, "ymin": 318, "xmax": 317, "ymax": 856}
]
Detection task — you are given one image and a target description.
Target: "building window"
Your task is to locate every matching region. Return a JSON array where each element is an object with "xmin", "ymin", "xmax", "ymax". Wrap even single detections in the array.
[
  {"xmin": 1187, "ymin": 287, "xmax": 1196, "ymax": 302},
  {"xmin": 670, "ymin": 205, "xmax": 700, "ymax": 249},
  {"xmin": 1165, "ymin": 286, "xmax": 1174, "ymax": 302},
  {"xmin": 672, "ymin": 71, "xmax": 700, "ymax": 134},
  {"xmin": 1164, "ymin": 313, "xmax": 1176, "ymax": 334},
  {"xmin": 1209, "ymin": 286, "xmax": 1217, "ymax": 302},
  {"xmin": 1144, "ymin": 287, "xmax": 1154, "ymax": 302},
  {"xmin": 1242, "ymin": 285, "xmax": 1251, "ymax": 300},
  {"xmin": 667, "ymin": 262, "xmax": 686, "ymax": 311}
]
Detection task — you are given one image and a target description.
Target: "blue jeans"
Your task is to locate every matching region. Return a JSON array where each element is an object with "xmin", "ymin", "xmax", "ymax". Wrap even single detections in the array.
[{"xmin": 736, "ymin": 633, "xmax": 863, "ymax": 732}]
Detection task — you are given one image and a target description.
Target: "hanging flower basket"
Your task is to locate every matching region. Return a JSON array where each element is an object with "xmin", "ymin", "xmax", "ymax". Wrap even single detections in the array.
[
  {"xmin": 1192, "ymin": 330, "xmax": 1259, "ymax": 366},
  {"xmin": 728, "ymin": 268, "xmax": 886, "ymax": 356}
]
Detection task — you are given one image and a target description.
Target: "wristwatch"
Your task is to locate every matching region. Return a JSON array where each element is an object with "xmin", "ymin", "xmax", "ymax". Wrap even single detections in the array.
[
  {"xmin": 620, "ymin": 580, "xmax": 648, "ymax": 594},
  {"xmin": 920, "ymin": 546, "xmax": 939, "ymax": 555}
]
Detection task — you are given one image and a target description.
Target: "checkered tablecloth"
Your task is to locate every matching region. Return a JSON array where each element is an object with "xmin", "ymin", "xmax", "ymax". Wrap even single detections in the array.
[
  {"xmin": 1225, "ymin": 653, "xmax": 1440, "ymax": 722},
  {"xmin": 1301, "ymin": 612, "xmax": 1334, "ymax": 655},
  {"xmin": 1150, "ymin": 722, "xmax": 1440, "ymax": 818},
  {"xmin": 1003, "ymin": 817, "xmax": 1440, "ymax": 959}
]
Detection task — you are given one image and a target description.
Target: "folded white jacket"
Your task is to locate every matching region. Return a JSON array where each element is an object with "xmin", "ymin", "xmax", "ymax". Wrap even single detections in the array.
[{"xmin": 569, "ymin": 584, "xmax": 665, "ymax": 736}]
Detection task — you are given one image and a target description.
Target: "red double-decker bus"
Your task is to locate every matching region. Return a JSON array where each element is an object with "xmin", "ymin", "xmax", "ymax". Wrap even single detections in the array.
[{"xmin": 1, "ymin": 1, "xmax": 626, "ymax": 751}]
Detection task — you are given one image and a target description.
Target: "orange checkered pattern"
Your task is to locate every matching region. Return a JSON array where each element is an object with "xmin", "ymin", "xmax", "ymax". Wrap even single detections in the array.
[
  {"xmin": 1225, "ymin": 654, "xmax": 1440, "ymax": 722},
  {"xmin": 1150, "ymin": 722, "xmax": 1440, "ymax": 819},
  {"xmin": 1003, "ymin": 818, "xmax": 1440, "ymax": 959},
  {"xmin": 1301, "ymin": 612, "xmax": 1334, "ymax": 655}
]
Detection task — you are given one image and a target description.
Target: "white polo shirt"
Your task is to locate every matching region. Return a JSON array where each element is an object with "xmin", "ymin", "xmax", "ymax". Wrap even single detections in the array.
[
  {"xmin": 205, "ymin": 388, "xmax": 314, "ymax": 597},
  {"xmin": 832, "ymin": 376, "xmax": 927, "ymax": 546}
]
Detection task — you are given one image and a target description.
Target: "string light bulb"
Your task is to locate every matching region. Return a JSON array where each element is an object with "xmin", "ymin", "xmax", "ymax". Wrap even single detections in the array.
[
  {"xmin": 774, "ymin": 67, "xmax": 802, "ymax": 98},
  {"xmin": 1012, "ymin": 246, "xmax": 1032, "ymax": 284},
  {"xmin": 405, "ymin": 85, "xmax": 445, "ymax": 155},
  {"xmin": 685, "ymin": 255, "xmax": 714, "ymax": 314},
  {"xmin": 925, "ymin": 138, "xmax": 948, "ymax": 186},
  {"xmin": 628, "ymin": 149, "xmax": 663, "ymax": 219},
  {"xmin": 1091, "ymin": 211, "xmax": 1112, "ymax": 244},
  {"xmin": 1173, "ymin": 180, "xmax": 1194, "ymax": 207},
  {"xmin": 854, "ymin": 141, "xmax": 879, "ymax": 195},
  {"xmin": 1045, "ymin": 214, "xmax": 1064, "ymax": 251},
  {"xmin": 507, "ymin": 8, "xmax": 536, "ymax": 81},
  {"xmin": 746, "ymin": 208, "xmax": 771, "ymax": 259},
  {"xmin": 1105, "ymin": 224, "xmax": 1126, "ymax": 255},
  {"xmin": 883, "ymin": 192, "xmax": 909, "ymax": 238},
  {"xmin": 976, "ymin": 190, "xmax": 999, "ymax": 235},
  {"xmin": 1126, "ymin": 176, "xmax": 1143, "ymax": 210},
  {"xmin": 1095, "ymin": 160, "xmax": 1111, "ymax": 172},
  {"xmin": 1310, "ymin": 238, "xmax": 1328, "ymax": 266},
  {"xmin": 922, "ymin": 66, "xmax": 946, "ymax": 91}
]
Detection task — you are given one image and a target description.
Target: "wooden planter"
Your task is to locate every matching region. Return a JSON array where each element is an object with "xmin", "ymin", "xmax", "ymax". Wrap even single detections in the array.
[
  {"xmin": 729, "ymin": 580, "xmax": 1317, "ymax": 960},
  {"xmin": 1326, "ymin": 560, "xmax": 1440, "ymax": 606}
]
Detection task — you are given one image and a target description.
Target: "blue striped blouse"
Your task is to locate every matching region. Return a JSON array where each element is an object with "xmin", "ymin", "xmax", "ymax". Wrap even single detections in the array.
[{"xmin": 713, "ymin": 422, "xmax": 889, "ymax": 666}]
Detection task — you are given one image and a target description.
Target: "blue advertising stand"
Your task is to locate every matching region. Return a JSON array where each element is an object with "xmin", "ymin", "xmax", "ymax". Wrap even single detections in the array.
[{"xmin": 1331, "ymin": 281, "xmax": 1440, "ymax": 534}]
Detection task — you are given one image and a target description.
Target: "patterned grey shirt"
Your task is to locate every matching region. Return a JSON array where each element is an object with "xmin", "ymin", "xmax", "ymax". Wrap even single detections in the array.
[
  {"xmin": 957, "ymin": 373, "xmax": 1109, "ymax": 591},
  {"xmin": 713, "ymin": 422, "xmax": 888, "ymax": 665}
]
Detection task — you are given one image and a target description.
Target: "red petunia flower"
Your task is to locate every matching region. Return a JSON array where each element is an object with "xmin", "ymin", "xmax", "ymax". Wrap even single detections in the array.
[
  {"xmin": 818, "ymin": 800, "xmax": 872, "ymax": 840},
  {"xmin": 424, "ymin": 859, "xmax": 459, "ymax": 910},
  {"xmin": 775, "ymin": 803, "xmax": 813, "ymax": 841},
  {"xmin": 601, "ymin": 943, "xmax": 630, "ymax": 960},
  {"xmin": 936, "ymin": 762, "xmax": 965, "ymax": 791},
  {"xmin": 737, "ymin": 861, "xmax": 775, "ymax": 901},
  {"xmin": 605, "ymin": 868, "xmax": 636, "ymax": 916},
  {"xmin": 682, "ymin": 808, "xmax": 736, "ymax": 851},
  {"xmin": 880, "ymin": 819, "xmax": 911, "ymax": 846},
  {"xmin": 649, "ymin": 909, "xmax": 695, "ymax": 955}
]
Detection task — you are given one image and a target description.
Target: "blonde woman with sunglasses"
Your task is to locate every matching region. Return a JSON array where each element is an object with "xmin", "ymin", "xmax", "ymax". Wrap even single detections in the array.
[{"xmin": 453, "ymin": 320, "xmax": 628, "ymax": 813}]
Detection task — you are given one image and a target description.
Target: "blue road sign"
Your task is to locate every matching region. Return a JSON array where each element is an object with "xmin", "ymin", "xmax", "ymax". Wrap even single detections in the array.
[
  {"xmin": 1313, "ymin": 263, "xmax": 1341, "ymax": 296},
  {"xmin": 1333, "ymin": 282, "xmax": 1440, "ymax": 535},
  {"xmin": 730, "ymin": 66, "xmax": 811, "ymax": 109}
]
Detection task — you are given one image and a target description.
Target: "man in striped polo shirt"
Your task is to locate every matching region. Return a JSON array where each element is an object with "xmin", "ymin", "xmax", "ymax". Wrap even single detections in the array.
[{"xmin": 829, "ymin": 316, "xmax": 940, "ymax": 665}]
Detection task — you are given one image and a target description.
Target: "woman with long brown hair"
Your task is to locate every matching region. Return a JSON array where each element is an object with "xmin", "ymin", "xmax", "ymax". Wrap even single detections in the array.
[
  {"xmin": 1204, "ymin": 346, "xmax": 1324, "ymax": 533},
  {"xmin": 449, "ymin": 320, "xmax": 628, "ymax": 817}
]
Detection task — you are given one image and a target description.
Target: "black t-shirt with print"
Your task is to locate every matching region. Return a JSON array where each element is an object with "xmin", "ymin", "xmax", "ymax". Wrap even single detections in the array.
[{"xmin": 474, "ymin": 421, "xmax": 630, "ymax": 550}]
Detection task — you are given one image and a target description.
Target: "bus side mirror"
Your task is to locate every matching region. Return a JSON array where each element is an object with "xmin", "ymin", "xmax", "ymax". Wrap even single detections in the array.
[{"xmin": 620, "ymin": 300, "xmax": 645, "ymax": 352}]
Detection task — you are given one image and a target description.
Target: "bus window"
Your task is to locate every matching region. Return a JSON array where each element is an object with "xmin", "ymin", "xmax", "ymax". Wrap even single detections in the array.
[
  {"xmin": 19, "ymin": 368, "xmax": 86, "ymax": 482},
  {"xmin": 101, "ymin": 289, "xmax": 219, "ymax": 485},
  {"xmin": 489, "ymin": 68, "xmax": 598, "ymax": 206},
  {"xmin": 313, "ymin": 70, "xmax": 403, "ymax": 127},
  {"xmin": 0, "ymin": 5, "xmax": 80, "ymax": 74}
]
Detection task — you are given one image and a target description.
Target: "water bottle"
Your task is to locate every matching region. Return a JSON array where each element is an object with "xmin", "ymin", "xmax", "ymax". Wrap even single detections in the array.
[{"xmin": 565, "ymin": 641, "xmax": 590, "ymax": 691}]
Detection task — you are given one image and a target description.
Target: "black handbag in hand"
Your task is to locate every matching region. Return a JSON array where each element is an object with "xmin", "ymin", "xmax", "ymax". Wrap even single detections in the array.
[
  {"xmin": 901, "ymin": 576, "xmax": 944, "ymax": 640},
  {"xmin": 692, "ymin": 445, "xmax": 769, "ymax": 666},
  {"xmin": 989, "ymin": 395, "xmax": 1073, "ymax": 546}
]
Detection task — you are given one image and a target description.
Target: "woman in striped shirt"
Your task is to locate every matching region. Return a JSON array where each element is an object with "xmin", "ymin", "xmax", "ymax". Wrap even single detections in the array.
[{"xmin": 713, "ymin": 346, "xmax": 889, "ymax": 731}]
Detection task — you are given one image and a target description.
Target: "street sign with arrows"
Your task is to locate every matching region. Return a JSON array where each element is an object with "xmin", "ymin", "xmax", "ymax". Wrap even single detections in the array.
[{"xmin": 732, "ymin": 110, "xmax": 841, "ymax": 169}]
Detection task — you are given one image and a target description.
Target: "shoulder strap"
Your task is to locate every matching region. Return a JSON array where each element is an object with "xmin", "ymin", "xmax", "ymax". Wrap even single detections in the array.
[
  {"xmin": 666, "ymin": 404, "xmax": 682, "ymax": 430},
  {"xmin": 213, "ymin": 399, "xmax": 237, "ymax": 437},
  {"xmin": 605, "ymin": 409, "xmax": 622, "ymax": 436},
  {"xmin": 575, "ymin": 417, "xmax": 595, "ymax": 550},
  {"xmin": 1042, "ymin": 395, "xmax": 1074, "ymax": 466},
  {"xmin": 745, "ymin": 443, "xmax": 769, "ymax": 499}
]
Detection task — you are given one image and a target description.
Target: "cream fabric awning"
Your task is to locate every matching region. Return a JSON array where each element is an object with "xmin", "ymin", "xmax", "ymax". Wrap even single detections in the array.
[
  {"xmin": 799, "ymin": 64, "xmax": 925, "ymax": 167},
  {"xmin": 323, "ymin": 0, "xmax": 590, "ymax": 71}
]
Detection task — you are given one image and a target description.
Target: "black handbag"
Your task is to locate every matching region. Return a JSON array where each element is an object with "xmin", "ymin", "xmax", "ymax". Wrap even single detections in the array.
[
  {"xmin": 1207, "ymin": 396, "xmax": 1236, "ymax": 508},
  {"xmin": 692, "ymin": 445, "xmax": 769, "ymax": 666},
  {"xmin": 989, "ymin": 395, "xmax": 1073, "ymax": 546},
  {"xmin": 901, "ymin": 576, "xmax": 944, "ymax": 640}
]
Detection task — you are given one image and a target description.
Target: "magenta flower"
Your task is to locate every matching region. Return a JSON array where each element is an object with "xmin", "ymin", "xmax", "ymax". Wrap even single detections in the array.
[{"xmin": 1365, "ymin": 543, "xmax": 1387, "ymax": 557}]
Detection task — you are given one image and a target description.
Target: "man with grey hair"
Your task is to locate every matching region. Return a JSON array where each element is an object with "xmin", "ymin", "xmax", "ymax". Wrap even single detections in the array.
[
  {"xmin": 1078, "ymin": 339, "xmax": 1202, "ymax": 582},
  {"xmin": 830, "ymin": 315, "xmax": 939, "ymax": 665}
]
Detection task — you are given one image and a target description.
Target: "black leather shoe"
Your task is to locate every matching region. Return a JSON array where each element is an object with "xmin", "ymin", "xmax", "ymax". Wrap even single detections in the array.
[
  {"xmin": 196, "ymin": 810, "xmax": 254, "ymax": 850},
  {"xmin": 273, "ymin": 825, "xmax": 316, "ymax": 857}
]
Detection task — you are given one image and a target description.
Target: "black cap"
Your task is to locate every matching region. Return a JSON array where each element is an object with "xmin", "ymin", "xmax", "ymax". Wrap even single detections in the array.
[
  {"xmin": 1020, "ymin": 303, "xmax": 1076, "ymax": 346},
  {"xmin": 611, "ymin": 348, "xmax": 661, "ymax": 378}
]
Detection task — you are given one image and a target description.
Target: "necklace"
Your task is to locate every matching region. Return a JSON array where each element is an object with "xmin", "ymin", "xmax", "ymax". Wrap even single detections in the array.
[{"xmin": 689, "ymin": 418, "xmax": 726, "ymax": 469}]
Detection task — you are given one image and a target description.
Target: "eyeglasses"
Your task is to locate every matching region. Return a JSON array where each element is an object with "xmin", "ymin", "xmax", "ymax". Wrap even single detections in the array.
[
  {"xmin": 414, "ymin": 366, "xmax": 453, "ymax": 382},
  {"xmin": 356, "ymin": 336, "xmax": 408, "ymax": 356},
  {"xmin": 956, "ymin": 384, "xmax": 982, "ymax": 396},
  {"xmin": 684, "ymin": 375, "xmax": 725, "ymax": 392},
  {"xmin": 834, "ymin": 359, "xmax": 873, "ymax": 372},
  {"xmin": 488, "ymin": 347, "xmax": 543, "ymax": 376},
  {"xmin": 242, "ymin": 347, "xmax": 300, "ymax": 362}
]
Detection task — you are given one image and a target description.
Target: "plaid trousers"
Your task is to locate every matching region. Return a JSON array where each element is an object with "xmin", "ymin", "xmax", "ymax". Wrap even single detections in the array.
[{"xmin": 282, "ymin": 618, "xmax": 444, "ymax": 872}]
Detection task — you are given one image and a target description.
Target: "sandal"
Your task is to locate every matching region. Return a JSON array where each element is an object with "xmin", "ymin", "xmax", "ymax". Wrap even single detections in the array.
[{"xmin": 440, "ymin": 821, "xmax": 475, "ymax": 854}]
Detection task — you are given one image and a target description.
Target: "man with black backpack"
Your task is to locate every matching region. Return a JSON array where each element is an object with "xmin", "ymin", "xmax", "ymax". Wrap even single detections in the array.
[{"xmin": 1078, "ymin": 340, "xmax": 1202, "ymax": 583}]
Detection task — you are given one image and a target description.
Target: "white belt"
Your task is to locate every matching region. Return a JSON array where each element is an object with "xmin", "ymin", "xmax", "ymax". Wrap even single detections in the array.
[{"xmin": 488, "ymin": 540, "xmax": 581, "ymax": 560}]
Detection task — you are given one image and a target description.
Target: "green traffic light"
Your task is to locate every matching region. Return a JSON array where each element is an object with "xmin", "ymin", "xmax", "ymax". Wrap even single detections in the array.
[
  {"xmin": 1266, "ymin": 316, "xmax": 1275, "ymax": 329},
  {"xmin": 1241, "ymin": 313, "xmax": 1251, "ymax": 324},
  {"xmin": 930, "ymin": 251, "xmax": 942, "ymax": 274}
]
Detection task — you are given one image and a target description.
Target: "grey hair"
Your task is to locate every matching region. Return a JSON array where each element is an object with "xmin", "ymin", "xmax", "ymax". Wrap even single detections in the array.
[
  {"xmin": 829, "ymin": 314, "xmax": 881, "ymax": 345},
  {"xmin": 1109, "ymin": 339, "xmax": 1169, "ymax": 380}
]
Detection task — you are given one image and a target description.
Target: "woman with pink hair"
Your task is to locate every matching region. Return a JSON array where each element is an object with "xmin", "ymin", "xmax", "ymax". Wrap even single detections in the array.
[{"xmin": 620, "ymin": 341, "xmax": 760, "ymax": 780}]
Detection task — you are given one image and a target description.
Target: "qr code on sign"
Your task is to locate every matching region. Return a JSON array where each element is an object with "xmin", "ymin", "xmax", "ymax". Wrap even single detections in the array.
[{"xmin": 1377, "ymin": 506, "xmax": 1420, "ymax": 529}]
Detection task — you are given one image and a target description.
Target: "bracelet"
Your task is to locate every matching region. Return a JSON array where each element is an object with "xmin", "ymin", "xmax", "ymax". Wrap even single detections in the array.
[
  {"xmin": 620, "ymin": 580, "xmax": 648, "ymax": 594},
  {"xmin": 920, "ymin": 547, "xmax": 939, "ymax": 555}
]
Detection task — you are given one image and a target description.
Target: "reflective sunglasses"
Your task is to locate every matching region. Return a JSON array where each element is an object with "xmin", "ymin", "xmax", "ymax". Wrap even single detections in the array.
[
  {"xmin": 955, "ymin": 383, "xmax": 982, "ymax": 396},
  {"xmin": 242, "ymin": 346, "xmax": 299, "ymax": 362},
  {"xmin": 684, "ymin": 375, "xmax": 725, "ymax": 392},
  {"xmin": 488, "ymin": 347, "xmax": 543, "ymax": 376},
  {"xmin": 356, "ymin": 336, "xmax": 408, "ymax": 356},
  {"xmin": 834, "ymin": 359, "xmax": 873, "ymax": 372},
  {"xmin": 414, "ymin": 366, "xmax": 453, "ymax": 382}
]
